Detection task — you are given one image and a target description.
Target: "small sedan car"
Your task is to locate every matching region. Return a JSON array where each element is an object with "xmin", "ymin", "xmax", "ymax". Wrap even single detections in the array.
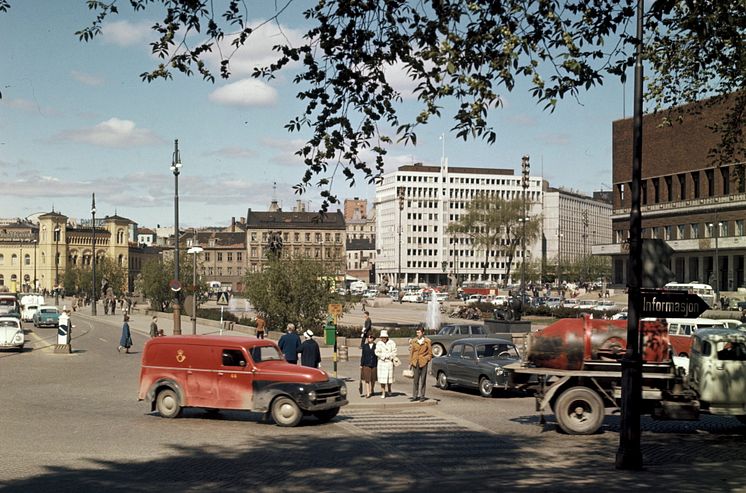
[
  {"xmin": 429, "ymin": 324, "xmax": 487, "ymax": 357},
  {"xmin": 401, "ymin": 292, "xmax": 423, "ymax": 303},
  {"xmin": 0, "ymin": 317, "xmax": 25, "ymax": 351},
  {"xmin": 33, "ymin": 306, "xmax": 60, "ymax": 328},
  {"xmin": 430, "ymin": 337, "xmax": 521, "ymax": 397}
]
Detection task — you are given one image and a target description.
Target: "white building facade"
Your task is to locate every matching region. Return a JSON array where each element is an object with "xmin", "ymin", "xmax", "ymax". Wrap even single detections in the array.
[{"xmin": 375, "ymin": 163, "xmax": 544, "ymax": 289}]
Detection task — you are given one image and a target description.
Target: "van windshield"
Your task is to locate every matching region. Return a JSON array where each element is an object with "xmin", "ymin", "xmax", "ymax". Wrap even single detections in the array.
[{"xmin": 247, "ymin": 345, "xmax": 284, "ymax": 363}]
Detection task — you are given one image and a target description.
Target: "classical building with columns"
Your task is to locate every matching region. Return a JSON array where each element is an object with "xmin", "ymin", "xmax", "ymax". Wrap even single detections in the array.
[{"xmin": 593, "ymin": 95, "xmax": 746, "ymax": 292}]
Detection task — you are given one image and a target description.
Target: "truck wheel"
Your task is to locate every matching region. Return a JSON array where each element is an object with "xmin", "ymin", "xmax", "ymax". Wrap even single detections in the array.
[
  {"xmin": 437, "ymin": 371, "xmax": 449, "ymax": 389},
  {"xmin": 272, "ymin": 396, "xmax": 302, "ymax": 427},
  {"xmin": 313, "ymin": 407, "xmax": 340, "ymax": 423},
  {"xmin": 478, "ymin": 377, "xmax": 493, "ymax": 397},
  {"xmin": 554, "ymin": 386, "xmax": 605, "ymax": 435},
  {"xmin": 156, "ymin": 389, "xmax": 182, "ymax": 419},
  {"xmin": 432, "ymin": 344, "xmax": 445, "ymax": 358}
]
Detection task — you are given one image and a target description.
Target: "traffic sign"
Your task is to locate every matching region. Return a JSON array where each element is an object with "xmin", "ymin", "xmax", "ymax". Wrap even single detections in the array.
[
  {"xmin": 327, "ymin": 303, "xmax": 343, "ymax": 316},
  {"xmin": 216, "ymin": 291, "xmax": 230, "ymax": 306},
  {"xmin": 640, "ymin": 288, "xmax": 708, "ymax": 318},
  {"xmin": 169, "ymin": 279, "xmax": 182, "ymax": 292}
]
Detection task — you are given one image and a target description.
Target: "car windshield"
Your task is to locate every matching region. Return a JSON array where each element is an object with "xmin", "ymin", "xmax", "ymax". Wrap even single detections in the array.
[
  {"xmin": 477, "ymin": 343, "xmax": 519, "ymax": 359},
  {"xmin": 0, "ymin": 320, "xmax": 19, "ymax": 328},
  {"xmin": 247, "ymin": 345, "xmax": 284, "ymax": 363}
]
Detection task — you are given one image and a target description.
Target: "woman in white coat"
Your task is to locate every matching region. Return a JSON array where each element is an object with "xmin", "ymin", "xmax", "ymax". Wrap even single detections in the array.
[{"xmin": 374, "ymin": 330, "xmax": 397, "ymax": 398}]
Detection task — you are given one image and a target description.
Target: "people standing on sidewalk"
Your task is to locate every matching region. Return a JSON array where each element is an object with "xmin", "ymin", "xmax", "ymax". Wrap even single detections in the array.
[
  {"xmin": 278, "ymin": 323, "xmax": 302, "ymax": 365},
  {"xmin": 255, "ymin": 314, "xmax": 266, "ymax": 339},
  {"xmin": 149, "ymin": 316, "xmax": 160, "ymax": 338},
  {"xmin": 360, "ymin": 333, "xmax": 378, "ymax": 398},
  {"xmin": 409, "ymin": 327, "xmax": 433, "ymax": 402},
  {"xmin": 118, "ymin": 314, "xmax": 133, "ymax": 354},
  {"xmin": 375, "ymin": 329, "xmax": 397, "ymax": 398},
  {"xmin": 360, "ymin": 311, "xmax": 372, "ymax": 348},
  {"xmin": 299, "ymin": 330, "xmax": 321, "ymax": 368}
]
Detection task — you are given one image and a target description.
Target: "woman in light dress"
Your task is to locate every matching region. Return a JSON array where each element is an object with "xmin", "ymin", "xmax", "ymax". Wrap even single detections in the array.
[{"xmin": 374, "ymin": 330, "xmax": 397, "ymax": 398}]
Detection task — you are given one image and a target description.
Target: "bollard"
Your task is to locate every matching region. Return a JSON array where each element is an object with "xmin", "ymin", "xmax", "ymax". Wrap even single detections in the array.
[{"xmin": 338, "ymin": 345, "xmax": 349, "ymax": 362}]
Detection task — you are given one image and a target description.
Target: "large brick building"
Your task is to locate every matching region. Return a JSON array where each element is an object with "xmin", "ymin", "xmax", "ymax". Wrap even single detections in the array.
[{"xmin": 594, "ymin": 96, "xmax": 746, "ymax": 291}]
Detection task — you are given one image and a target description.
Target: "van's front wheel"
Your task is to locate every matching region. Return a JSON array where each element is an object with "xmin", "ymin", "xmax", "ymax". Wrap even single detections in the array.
[
  {"xmin": 271, "ymin": 396, "xmax": 302, "ymax": 427},
  {"xmin": 156, "ymin": 389, "xmax": 182, "ymax": 419}
]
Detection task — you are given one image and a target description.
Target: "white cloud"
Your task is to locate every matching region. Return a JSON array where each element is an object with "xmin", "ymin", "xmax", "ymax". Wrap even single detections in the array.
[
  {"xmin": 71, "ymin": 70, "xmax": 105, "ymax": 87},
  {"xmin": 209, "ymin": 146, "xmax": 256, "ymax": 159},
  {"xmin": 2, "ymin": 98, "xmax": 61, "ymax": 116},
  {"xmin": 57, "ymin": 118, "xmax": 163, "ymax": 148},
  {"xmin": 384, "ymin": 61, "xmax": 420, "ymax": 100},
  {"xmin": 102, "ymin": 20, "xmax": 153, "ymax": 47},
  {"xmin": 208, "ymin": 79, "xmax": 278, "ymax": 107}
]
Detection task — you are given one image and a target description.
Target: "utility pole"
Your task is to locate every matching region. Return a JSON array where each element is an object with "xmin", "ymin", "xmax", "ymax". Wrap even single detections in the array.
[
  {"xmin": 171, "ymin": 140, "xmax": 182, "ymax": 335},
  {"xmin": 520, "ymin": 155, "xmax": 530, "ymax": 303}
]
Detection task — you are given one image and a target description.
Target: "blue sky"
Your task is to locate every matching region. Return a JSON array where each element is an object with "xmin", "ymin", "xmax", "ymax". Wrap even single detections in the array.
[{"xmin": 0, "ymin": 1, "xmax": 632, "ymax": 228}]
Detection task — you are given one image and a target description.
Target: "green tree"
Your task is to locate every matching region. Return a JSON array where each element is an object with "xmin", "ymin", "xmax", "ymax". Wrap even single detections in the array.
[
  {"xmin": 58, "ymin": 1, "xmax": 745, "ymax": 208},
  {"xmin": 447, "ymin": 194, "xmax": 541, "ymax": 286},
  {"xmin": 63, "ymin": 256, "xmax": 127, "ymax": 297},
  {"xmin": 244, "ymin": 255, "xmax": 338, "ymax": 332},
  {"xmin": 135, "ymin": 252, "xmax": 204, "ymax": 312}
]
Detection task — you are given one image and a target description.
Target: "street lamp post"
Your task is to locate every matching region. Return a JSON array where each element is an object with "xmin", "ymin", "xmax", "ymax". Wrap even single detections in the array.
[
  {"xmin": 32, "ymin": 239, "xmax": 37, "ymax": 292},
  {"xmin": 54, "ymin": 225, "xmax": 60, "ymax": 306},
  {"xmin": 520, "ymin": 155, "xmax": 530, "ymax": 303},
  {"xmin": 91, "ymin": 193, "xmax": 97, "ymax": 316},
  {"xmin": 19, "ymin": 240, "xmax": 24, "ymax": 293},
  {"xmin": 397, "ymin": 188, "xmax": 405, "ymax": 303},
  {"xmin": 557, "ymin": 232, "xmax": 564, "ymax": 294},
  {"xmin": 708, "ymin": 220, "xmax": 722, "ymax": 302},
  {"xmin": 582, "ymin": 210, "xmax": 589, "ymax": 283},
  {"xmin": 171, "ymin": 139, "xmax": 183, "ymax": 335},
  {"xmin": 188, "ymin": 245, "xmax": 204, "ymax": 335}
]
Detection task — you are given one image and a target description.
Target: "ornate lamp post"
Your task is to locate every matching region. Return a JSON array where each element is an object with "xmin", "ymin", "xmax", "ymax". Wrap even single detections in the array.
[
  {"xmin": 32, "ymin": 239, "xmax": 37, "ymax": 292},
  {"xmin": 520, "ymin": 155, "xmax": 530, "ymax": 303},
  {"xmin": 171, "ymin": 139, "xmax": 183, "ymax": 335},
  {"xmin": 54, "ymin": 224, "xmax": 61, "ymax": 306},
  {"xmin": 91, "ymin": 193, "xmax": 97, "ymax": 316},
  {"xmin": 397, "ymin": 188, "xmax": 405, "ymax": 303}
]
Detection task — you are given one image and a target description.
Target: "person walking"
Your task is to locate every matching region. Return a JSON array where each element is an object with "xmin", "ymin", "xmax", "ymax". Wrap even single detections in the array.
[
  {"xmin": 360, "ymin": 311, "xmax": 372, "ymax": 348},
  {"xmin": 360, "ymin": 333, "xmax": 378, "ymax": 398},
  {"xmin": 278, "ymin": 323, "xmax": 302, "ymax": 365},
  {"xmin": 118, "ymin": 314, "xmax": 133, "ymax": 354},
  {"xmin": 409, "ymin": 327, "xmax": 433, "ymax": 402},
  {"xmin": 375, "ymin": 329, "xmax": 397, "ymax": 398},
  {"xmin": 299, "ymin": 330, "xmax": 321, "ymax": 368},
  {"xmin": 255, "ymin": 314, "xmax": 266, "ymax": 339},
  {"xmin": 149, "ymin": 316, "xmax": 160, "ymax": 338}
]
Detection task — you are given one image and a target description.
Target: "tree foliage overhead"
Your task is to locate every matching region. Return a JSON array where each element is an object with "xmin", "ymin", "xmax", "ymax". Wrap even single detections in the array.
[
  {"xmin": 447, "ymin": 194, "xmax": 541, "ymax": 285},
  {"xmin": 63, "ymin": 255, "xmax": 127, "ymax": 297},
  {"xmin": 7, "ymin": 1, "xmax": 743, "ymax": 208}
]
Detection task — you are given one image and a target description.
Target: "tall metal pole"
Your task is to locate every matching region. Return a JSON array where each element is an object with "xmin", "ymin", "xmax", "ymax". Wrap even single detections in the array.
[
  {"xmin": 713, "ymin": 219, "xmax": 721, "ymax": 302},
  {"xmin": 54, "ymin": 225, "xmax": 60, "ymax": 306},
  {"xmin": 91, "ymin": 194, "xmax": 97, "ymax": 316},
  {"xmin": 33, "ymin": 240, "xmax": 37, "ymax": 292},
  {"xmin": 398, "ymin": 189, "xmax": 404, "ymax": 303},
  {"xmin": 520, "ymin": 155, "xmax": 530, "ymax": 302},
  {"xmin": 557, "ymin": 232, "xmax": 563, "ymax": 291},
  {"xmin": 583, "ymin": 210, "xmax": 589, "ymax": 283},
  {"xmin": 190, "ymin": 230, "xmax": 202, "ymax": 335},
  {"xmin": 616, "ymin": 0, "xmax": 645, "ymax": 471},
  {"xmin": 171, "ymin": 139, "xmax": 182, "ymax": 335},
  {"xmin": 19, "ymin": 241, "xmax": 23, "ymax": 293}
]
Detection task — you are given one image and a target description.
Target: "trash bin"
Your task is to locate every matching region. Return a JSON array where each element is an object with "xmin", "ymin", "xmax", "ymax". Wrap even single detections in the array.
[{"xmin": 324, "ymin": 323, "xmax": 336, "ymax": 346}]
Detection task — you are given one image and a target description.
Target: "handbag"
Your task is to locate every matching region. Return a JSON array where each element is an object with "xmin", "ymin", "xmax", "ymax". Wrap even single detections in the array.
[
  {"xmin": 392, "ymin": 356, "xmax": 401, "ymax": 367},
  {"xmin": 402, "ymin": 368, "xmax": 414, "ymax": 378}
]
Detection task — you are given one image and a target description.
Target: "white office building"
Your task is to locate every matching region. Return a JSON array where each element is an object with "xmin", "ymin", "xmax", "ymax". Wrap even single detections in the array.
[{"xmin": 375, "ymin": 163, "xmax": 544, "ymax": 289}]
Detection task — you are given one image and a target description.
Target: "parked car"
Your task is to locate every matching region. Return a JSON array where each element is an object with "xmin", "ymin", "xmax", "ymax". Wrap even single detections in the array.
[
  {"xmin": 594, "ymin": 300, "xmax": 617, "ymax": 311},
  {"xmin": 430, "ymin": 337, "xmax": 530, "ymax": 397},
  {"xmin": 0, "ymin": 317, "xmax": 24, "ymax": 351},
  {"xmin": 362, "ymin": 290, "xmax": 378, "ymax": 299},
  {"xmin": 435, "ymin": 292, "xmax": 449, "ymax": 302},
  {"xmin": 139, "ymin": 335, "xmax": 348, "ymax": 426},
  {"xmin": 0, "ymin": 295, "xmax": 20, "ymax": 318},
  {"xmin": 401, "ymin": 293, "xmax": 423, "ymax": 303},
  {"xmin": 491, "ymin": 295, "xmax": 510, "ymax": 306},
  {"xmin": 466, "ymin": 295, "xmax": 485, "ymax": 305},
  {"xmin": 545, "ymin": 297, "xmax": 563, "ymax": 309},
  {"xmin": 32, "ymin": 306, "xmax": 60, "ymax": 328},
  {"xmin": 429, "ymin": 324, "xmax": 487, "ymax": 357}
]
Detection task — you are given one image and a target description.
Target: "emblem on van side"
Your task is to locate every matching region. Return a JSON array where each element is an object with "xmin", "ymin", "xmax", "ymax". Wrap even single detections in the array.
[{"xmin": 176, "ymin": 349, "xmax": 186, "ymax": 363}]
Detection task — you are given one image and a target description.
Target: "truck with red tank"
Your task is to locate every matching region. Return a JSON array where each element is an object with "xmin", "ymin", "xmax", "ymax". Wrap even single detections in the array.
[
  {"xmin": 505, "ymin": 317, "xmax": 746, "ymax": 435},
  {"xmin": 139, "ymin": 335, "xmax": 348, "ymax": 427}
]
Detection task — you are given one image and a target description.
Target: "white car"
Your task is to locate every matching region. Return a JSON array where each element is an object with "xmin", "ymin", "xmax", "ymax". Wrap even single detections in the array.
[
  {"xmin": 0, "ymin": 317, "xmax": 24, "ymax": 351},
  {"xmin": 574, "ymin": 300, "xmax": 596, "ymax": 310},
  {"xmin": 466, "ymin": 295, "xmax": 485, "ymax": 305},
  {"xmin": 594, "ymin": 300, "xmax": 617, "ymax": 311},
  {"xmin": 402, "ymin": 293, "xmax": 423, "ymax": 303},
  {"xmin": 21, "ymin": 304, "xmax": 40, "ymax": 322},
  {"xmin": 435, "ymin": 292, "xmax": 449, "ymax": 302},
  {"xmin": 491, "ymin": 295, "xmax": 509, "ymax": 306}
]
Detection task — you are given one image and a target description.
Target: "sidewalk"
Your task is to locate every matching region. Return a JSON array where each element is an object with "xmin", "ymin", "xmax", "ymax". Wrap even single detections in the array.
[{"xmin": 68, "ymin": 300, "xmax": 435, "ymax": 410}]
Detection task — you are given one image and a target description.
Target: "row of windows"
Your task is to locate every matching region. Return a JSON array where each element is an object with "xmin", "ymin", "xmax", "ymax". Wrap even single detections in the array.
[
  {"xmin": 397, "ymin": 174, "xmax": 540, "ymax": 187},
  {"xmin": 249, "ymin": 247, "xmax": 343, "ymax": 258},
  {"xmin": 203, "ymin": 251, "xmax": 243, "ymax": 263},
  {"xmin": 615, "ymin": 219, "xmax": 745, "ymax": 243},
  {"xmin": 202, "ymin": 266, "xmax": 243, "ymax": 277},
  {"xmin": 249, "ymin": 231, "xmax": 343, "ymax": 244}
]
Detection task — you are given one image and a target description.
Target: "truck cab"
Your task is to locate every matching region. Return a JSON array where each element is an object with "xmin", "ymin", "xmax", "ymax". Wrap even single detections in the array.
[
  {"xmin": 139, "ymin": 335, "xmax": 348, "ymax": 426},
  {"xmin": 687, "ymin": 328, "xmax": 746, "ymax": 420}
]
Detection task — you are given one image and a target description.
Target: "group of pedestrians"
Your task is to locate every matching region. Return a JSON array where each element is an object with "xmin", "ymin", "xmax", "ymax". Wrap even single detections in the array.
[
  {"xmin": 359, "ymin": 312, "xmax": 433, "ymax": 400},
  {"xmin": 278, "ymin": 323, "xmax": 322, "ymax": 368}
]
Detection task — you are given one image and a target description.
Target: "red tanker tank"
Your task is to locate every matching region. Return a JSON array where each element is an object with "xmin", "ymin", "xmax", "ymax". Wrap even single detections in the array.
[{"xmin": 526, "ymin": 317, "xmax": 670, "ymax": 370}]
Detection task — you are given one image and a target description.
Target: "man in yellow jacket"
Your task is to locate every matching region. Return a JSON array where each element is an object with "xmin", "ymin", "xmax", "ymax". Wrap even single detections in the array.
[{"xmin": 409, "ymin": 327, "xmax": 433, "ymax": 402}]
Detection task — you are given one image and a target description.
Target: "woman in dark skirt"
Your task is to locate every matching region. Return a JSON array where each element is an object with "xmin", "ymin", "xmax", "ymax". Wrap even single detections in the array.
[
  {"xmin": 118, "ymin": 314, "xmax": 133, "ymax": 354},
  {"xmin": 360, "ymin": 333, "xmax": 378, "ymax": 398}
]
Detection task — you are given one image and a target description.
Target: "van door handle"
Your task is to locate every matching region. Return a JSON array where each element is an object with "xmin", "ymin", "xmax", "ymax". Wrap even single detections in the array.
[
  {"xmin": 187, "ymin": 370, "xmax": 193, "ymax": 375},
  {"xmin": 218, "ymin": 372, "xmax": 225, "ymax": 376}
]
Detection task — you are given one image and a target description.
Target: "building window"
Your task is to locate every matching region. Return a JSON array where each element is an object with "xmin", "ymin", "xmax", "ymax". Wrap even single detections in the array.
[
  {"xmin": 719, "ymin": 221, "xmax": 728, "ymax": 237},
  {"xmin": 705, "ymin": 223, "xmax": 714, "ymax": 238},
  {"xmin": 316, "ymin": 233, "xmax": 322, "ymax": 243},
  {"xmin": 11, "ymin": 254, "xmax": 17, "ymax": 266},
  {"xmin": 251, "ymin": 232, "xmax": 256, "ymax": 241},
  {"xmin": 204, "ymin": 252, "xmax": 210, "ymax": 261},
  {"xmin": 736, "ymin": 220, "xmax": 744, "ymax": 236},
  {"xmin": 294, "ymin": 233, "xmax": 300, "ymax": 242},
  {"xmin": 692, "ymin": 171, "xmax": 700, "ymax": 199},
  {"xmin": 690, "ymin": 223, "xmax": 699, "ymax": 239},
  {"xmin": 305, "ymin": 233, "xmax": 311, "ymax": 242},
  {"xmin": 705, "ymin": 169, "xmax": 715, "ymax": 197},
  {"xmin": 678, "ymin": 174, "xmax": 686, "ymax": 200},
  {"xmin": 236, "ymin": 252, "xmax": 242, "ymax": 262},
  {"xmin": 641, "ymin": 181, "xmax": 648, "ymax": 205},
  {"xmin": 217, "ymin": 252, "xmax": 223, "ymax": 262},
  {"xmin": 721, "ymin": 166, "xmax": 730, "ymax": 195},
  {"xmin": 664, "ymin": 226, "xmax": 672, "ymax": 241},
  {"xmin": 665, "ymin": 176, "xmax": 673, "ymax": 202},
  {"xmin": 250, "ymin": 248, "xmax": 257, "ymax": 257},
  {"xmin": 677, "ymin": 225, "xmax": 685, "ymax": 239},
  {"xmin": 227, "ymin": 252, "xmax": 233, "ymax": 262},
  {"xmin": 652, "ymin": 177, "xmax": 660, "ymax": 203}
]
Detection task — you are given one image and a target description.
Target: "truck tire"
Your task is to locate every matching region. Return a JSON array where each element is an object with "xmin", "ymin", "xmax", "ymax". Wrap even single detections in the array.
[
  {"xmin": 156, "ymin": 389, "xmax": 182, "ymax": 419},
  {"xmin": 432, "ymin": 344, "xmax": 445, "ymax": 358},
  {"xmin": 554, "ymin": 386, "xmax": 605, "ymax": 435},
  {"xmin": 313, "ymin": 407, "xmax": 340, "ymax": 423},
  {"xmin": 271, "ymin": 396, "xmax": 303, "ymax": 427}
]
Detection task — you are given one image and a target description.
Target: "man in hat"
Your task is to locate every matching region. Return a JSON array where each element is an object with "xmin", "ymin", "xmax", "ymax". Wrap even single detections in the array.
[
  {"xmin": 299, "ymin": 329, "xmax": 321, "ymax": 368},
  {"xmin": 278, "ymin": 323, "xmax": 302, "ymax": 365}
]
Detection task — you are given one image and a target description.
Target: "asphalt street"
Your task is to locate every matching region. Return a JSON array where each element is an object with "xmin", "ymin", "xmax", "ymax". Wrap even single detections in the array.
[{"xmin": 1, "ymin": 304, "xmax": 745, "ymax": 492}]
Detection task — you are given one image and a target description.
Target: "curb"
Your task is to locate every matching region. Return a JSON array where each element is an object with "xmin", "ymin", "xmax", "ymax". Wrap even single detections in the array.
[{"xmin": 346, "ymin": 399, "xmax": 438, "ymax": 410}]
